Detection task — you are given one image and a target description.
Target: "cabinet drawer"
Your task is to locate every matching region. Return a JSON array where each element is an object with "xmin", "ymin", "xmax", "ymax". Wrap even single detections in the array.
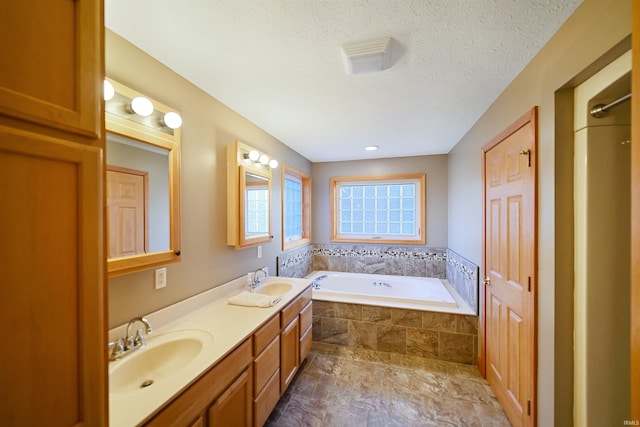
[
  {"xmin": 280, "ymin": 286, "xmax": 312, "ymax": 328},
  {"xmin": 298, "ymin": 286, "xmax": 312, "ymax": 309},
  {"xmin": 253, "ymin": 369, "xmax": 280, "ymax": 427},
  {"xmin": 253, "ymin": 335, "xmax": 279, "ymax": 394},
  {"xmin": 253, "ymin": 314, "xmax": 279, "ymax": 355},
  {"xmin": 299, "ymin": 301, "xmax": 312, "ymax": 335},
  {"xmin": 300, "ymin": 325, "xmax": 312, "ymax": 362}
]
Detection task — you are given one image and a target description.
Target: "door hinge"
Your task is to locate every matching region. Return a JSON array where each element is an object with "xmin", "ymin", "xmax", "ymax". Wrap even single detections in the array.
[
  {"xmin": 527, "ymin": 399, "xmax": 531, "ymax": 415},
  {"xmin": 527, "ymin": 276, "xmax": 531, "ymax": 292}
]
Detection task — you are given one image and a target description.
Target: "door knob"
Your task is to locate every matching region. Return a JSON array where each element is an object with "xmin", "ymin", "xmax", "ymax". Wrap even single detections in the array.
[{"xmin": 483, "ymin": 276, "xmax": 491, "ymax": 286}]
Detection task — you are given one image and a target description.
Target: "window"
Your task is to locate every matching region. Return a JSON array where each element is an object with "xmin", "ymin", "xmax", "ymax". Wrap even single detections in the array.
[
  {"xmin": 331, "ymin": 174, "xmax": 426, "ymax": 244},
  {"xmin": 245, "ymin": 181, "xmax": 269, "ymax": 235},
  {"xmin": 282, "ymin": 165, "xmax": 311, "ymax": 249}
]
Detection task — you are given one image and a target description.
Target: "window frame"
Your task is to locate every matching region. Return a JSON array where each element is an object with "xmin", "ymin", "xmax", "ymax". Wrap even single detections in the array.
[
  {"xmin": 330, "ymin": 173, "xmax": 426, "ymax": 244},
  {"xmin": 282, "ymin": 164, "xmax": 312, "ymax": 250}
]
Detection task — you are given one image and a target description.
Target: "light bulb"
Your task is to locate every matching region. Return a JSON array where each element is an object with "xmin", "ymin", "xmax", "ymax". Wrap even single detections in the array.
[
  {"xmin": 103, "ymin": 80, "xmax": 115, "ymax": 101},
  {"xmin": 130, "ymin": 96, "xmax": 154, "ymax": 117},
  {"xmin": 163, "ymin": 111, "xmax": 182, "ymax": 129},
  {"xmin": 259, "ymin": 154, "xmax": 270, "ymax": 165},
  {"xmin": 365, "ymin": 145, "xmax": 379, "ymax": 151},
  {"xmin": 248, "ymin": 150, "xmax": 260, "ymax": 161},
  {"xmin": 268, "ymin": 159, "xmax": 279, "ymax": 168}
]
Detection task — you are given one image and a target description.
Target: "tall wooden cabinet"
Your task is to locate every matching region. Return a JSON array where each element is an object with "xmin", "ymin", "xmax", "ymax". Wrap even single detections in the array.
[{"xmin": 0, "ymin": 1, "xmax": 106, "ymax": 426}]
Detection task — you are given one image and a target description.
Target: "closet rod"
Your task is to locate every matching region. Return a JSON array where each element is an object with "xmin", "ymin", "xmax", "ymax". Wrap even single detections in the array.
[{"xmin": 590, "ymin": 93, "xmax": 631, "ymax": 118}]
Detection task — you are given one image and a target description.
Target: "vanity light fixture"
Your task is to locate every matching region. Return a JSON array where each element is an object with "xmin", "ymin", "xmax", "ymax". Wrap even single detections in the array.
[
  {"xmin": 162, "ymin": 111, "xmax": 183, "ymax": 129},
  {"xmin": 130, "ymin": 96, "xmax": 154, "ymax": 117},
  {"xmin": 103, "ymin": 80, "xmax": 115, "ymax": 101},
  {"xmin": 243, "ymin": 150, "xmax": 278, "ymax": 168},
  {"xmin": 246, "ymin": 150, "xmax": 260, "ymax": 161}
]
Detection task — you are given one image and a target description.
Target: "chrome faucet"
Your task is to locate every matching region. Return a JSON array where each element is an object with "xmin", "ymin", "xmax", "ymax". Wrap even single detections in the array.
[
  {"xmin": 109, "ymin": 317, "xmax": 153, "ymax": 361},
  {"xmin": 249, "ymin": 268, "xmax": 268, "ymax": 292}
]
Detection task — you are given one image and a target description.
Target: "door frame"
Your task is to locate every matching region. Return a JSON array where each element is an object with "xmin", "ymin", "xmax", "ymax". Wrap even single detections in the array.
[
  {"xmin": 480, "ymin": 107, "xmax": 538, "ymax": 425},
  {"xmin": 630, "ymin": 2, "xmax": 640, "ymax": 419}
]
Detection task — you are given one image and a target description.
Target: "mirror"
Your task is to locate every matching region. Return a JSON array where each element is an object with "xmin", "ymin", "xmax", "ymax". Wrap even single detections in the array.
[
  {"xmin": 227, "ymin": 141, "xmax": 273, "ymax": 249},
  {"xmin": 106, "ymin": 78, "xmax": 181, "ymax": 276},
  {"xmin": 240, "ymin": 168, "xmax": 271, "ymax": 246}
]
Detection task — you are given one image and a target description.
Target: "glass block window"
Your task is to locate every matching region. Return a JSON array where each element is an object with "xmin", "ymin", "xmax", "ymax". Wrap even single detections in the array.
[
  {"xmin": 331, "ymin": 174, "xmax": 425, "ymax": 244},
  {"xmin": 245, "ymin": 186, "xmax": 269, "ymax": 235},
  {"xmin": 282, "ymin": 165, "xmax": 311, "ymax": 249},
  {"xmin": 284, "ymin": 175, "xmax": 302, "ymax": 240}
]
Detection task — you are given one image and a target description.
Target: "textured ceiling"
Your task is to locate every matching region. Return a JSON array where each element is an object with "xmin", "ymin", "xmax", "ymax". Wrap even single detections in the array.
[{"xmin": 105, "ymin": 0, "xmax": 582, "ymax": 162}]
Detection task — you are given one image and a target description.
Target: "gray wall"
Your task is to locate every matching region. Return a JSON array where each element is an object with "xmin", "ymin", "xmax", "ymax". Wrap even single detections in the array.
[
  {"xmin": 106, "ymin": 30, "xmax": 312, "ymax": 327},
  {"xmin": 312, "ymin": 155, "xmax": 448, "ymax": 248},
  {"xmin": 446, "ymin": 0, "xmax": 631, "ymax": 424}
]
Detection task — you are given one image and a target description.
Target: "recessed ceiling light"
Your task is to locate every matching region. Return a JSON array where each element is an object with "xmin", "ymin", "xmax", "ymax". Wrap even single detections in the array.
[{"xmin": 365, "ymin": 145, "xmax": 379, "ymax": 151}]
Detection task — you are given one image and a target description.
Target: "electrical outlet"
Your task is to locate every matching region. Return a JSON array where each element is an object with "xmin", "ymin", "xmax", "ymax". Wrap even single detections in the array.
[
  {"xmin": 155, "ymin": 268, "xmax": 167, "ymax": 289},
  {"xmin": 257, "ymin": 245, "xmax": 262, "ymax": 259}
]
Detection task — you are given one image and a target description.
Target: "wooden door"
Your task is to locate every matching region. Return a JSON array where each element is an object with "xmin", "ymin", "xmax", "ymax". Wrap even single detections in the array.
[
  {"xmin": 107, "ymin": 166, "xmax": 148, "ymax": 258},
  {"xmin": 482, "ymin": 108, "xmax": 537, "ymax": 427}
]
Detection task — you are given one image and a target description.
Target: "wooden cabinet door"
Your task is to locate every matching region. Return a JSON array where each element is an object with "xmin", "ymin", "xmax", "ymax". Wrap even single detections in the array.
[
  {"xmin": 0, "ymin": 1, "xmax": 102, "ymax": 137},
  {"xmin": 209, "ymin": 368, "xmax": 252, "ymax": 427},
  {"xmin": 0, "ymin": 126, "xmax": 105, "ymax": 426},
  {"xmin": 189, "ymin": 416, "xmax": 205, "ymax": 427},
  {"xmin": 0, "ymin": 2, "xmax": 105, "ymax": 426},
  {"xmin": 280, "ymin": 317, "xmax": 300, "ymax": 393}
]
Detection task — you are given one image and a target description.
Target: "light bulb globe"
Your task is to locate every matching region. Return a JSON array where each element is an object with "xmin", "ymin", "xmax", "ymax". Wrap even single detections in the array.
[{"xmin": 131, "ymin": 96, "xmax": 154, "ymax": 117}]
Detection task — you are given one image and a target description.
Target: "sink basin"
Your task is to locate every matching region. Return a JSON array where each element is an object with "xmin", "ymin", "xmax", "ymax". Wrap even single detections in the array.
[
  {"xmin": 255, "ymin": 281, "xmax": 294, "ymax": 296},
  {"xmin": 109, "ymin": 329, "xmax": 213, "ymax": 395}
]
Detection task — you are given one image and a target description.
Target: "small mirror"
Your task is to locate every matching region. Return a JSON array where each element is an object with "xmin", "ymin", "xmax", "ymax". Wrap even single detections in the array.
[
  {"xmin": 227, "ymin": 141, "xmax": 273, "ymax": 249},
  {"xmin": 106, "ymin": 78, "xmax": 181, "ymax": 276},
  {"xmin": 240, "ymin": 168, "xmax": 271, "ymax": 246},
  {"xmin": 107, "ymin": 134, "xmax": 170, "ymax": 257}
]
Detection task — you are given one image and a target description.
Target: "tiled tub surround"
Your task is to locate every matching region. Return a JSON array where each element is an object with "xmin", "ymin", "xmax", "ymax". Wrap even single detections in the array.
[
  {"xmin": 277, "ymin": 244, "xmax": 480, "ymax": 365},
  {"xmin": 312, "ymin": 300, "xmax": 478, "ymax": 365},
  {"xmin": 446, "ymin": 248, "xmax": 479, "ymax": 313},
  {"xmin": 313, "ymin": 244, "xmax": 447, "ymax": 278},
  {"xmin": 277, "ymin": 244, "xmax": 478, "ymax": 314}
]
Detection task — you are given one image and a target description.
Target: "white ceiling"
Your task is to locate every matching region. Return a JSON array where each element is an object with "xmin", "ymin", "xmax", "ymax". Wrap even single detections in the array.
[{"xmin": 105, "ymin": 0, "xmax": 582, "ymax": 162}]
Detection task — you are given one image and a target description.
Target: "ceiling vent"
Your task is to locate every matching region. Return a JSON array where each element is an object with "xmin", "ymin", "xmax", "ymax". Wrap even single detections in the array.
[{"xmin": 341, "ymin": 37, "xmax": 392, "ymax": 75}]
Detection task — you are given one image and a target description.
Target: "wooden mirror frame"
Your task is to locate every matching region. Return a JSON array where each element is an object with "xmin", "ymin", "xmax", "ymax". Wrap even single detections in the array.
[
  {"xmin": 227, "ymin": 140, "xmax": 273, "ymax": 249},
  {"xmin": 106, "ymin": 78, "xmax": 181, "ymax": 277}
]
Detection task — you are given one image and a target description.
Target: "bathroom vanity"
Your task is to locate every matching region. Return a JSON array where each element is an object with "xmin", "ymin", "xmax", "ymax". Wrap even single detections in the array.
[{"xmin": 109, "ymin": 277, "xmax": 312, "ymax": 427}]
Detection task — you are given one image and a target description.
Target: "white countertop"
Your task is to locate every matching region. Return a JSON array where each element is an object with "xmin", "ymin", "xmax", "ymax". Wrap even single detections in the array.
[{"xmin": 109, "ymin": 276, "xmax": 312, "ymax": 427}]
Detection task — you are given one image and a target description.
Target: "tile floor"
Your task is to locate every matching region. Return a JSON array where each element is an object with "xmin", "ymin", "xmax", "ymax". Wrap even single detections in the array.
[{"xmin": 266, "ymin": 342, "xmax": 511, "ymax": 427}]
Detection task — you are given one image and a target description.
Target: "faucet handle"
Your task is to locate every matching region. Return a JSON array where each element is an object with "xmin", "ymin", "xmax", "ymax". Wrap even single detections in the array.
[
  {"xmin": 109, "ymin": 339, "xmax": 125, "ymax": 360},
  {"xmin": 133, "ymin": 328, "xmax": 147, "ymax": 347}
]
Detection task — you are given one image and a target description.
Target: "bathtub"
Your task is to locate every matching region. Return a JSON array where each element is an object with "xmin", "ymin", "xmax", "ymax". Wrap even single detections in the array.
[{"xmin": 307, "ymin": 270, "xmax": 474, "ymax": 315}]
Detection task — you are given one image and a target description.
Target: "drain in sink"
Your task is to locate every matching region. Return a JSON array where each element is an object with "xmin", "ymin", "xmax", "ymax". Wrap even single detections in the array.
[{"xmin": 140, "ymin": 379, "xmax": 154, "ymax": 388}]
